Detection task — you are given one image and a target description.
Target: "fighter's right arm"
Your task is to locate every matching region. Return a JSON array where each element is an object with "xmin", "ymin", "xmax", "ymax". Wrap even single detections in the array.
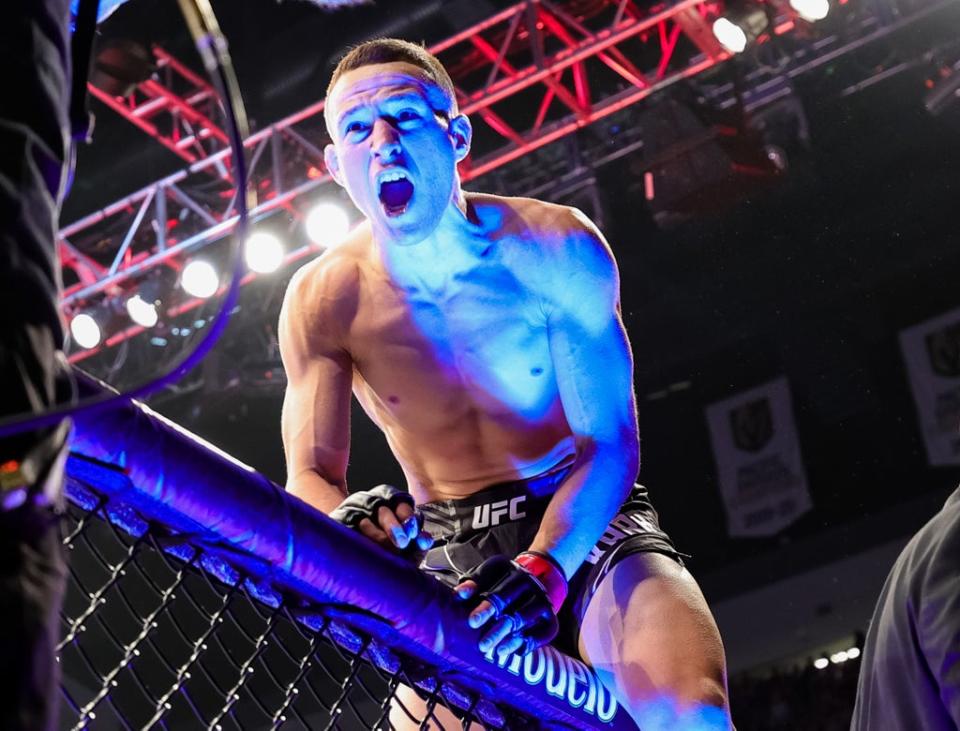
[{"xmin": 278, "ymin": 260, "xmax": 354, "ymax": 514}]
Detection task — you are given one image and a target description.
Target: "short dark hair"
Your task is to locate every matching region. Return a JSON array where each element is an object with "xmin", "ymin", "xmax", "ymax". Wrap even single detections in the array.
[{"xmin": 326, "ymin": 38, "xmax": 457, "ymax": 116}]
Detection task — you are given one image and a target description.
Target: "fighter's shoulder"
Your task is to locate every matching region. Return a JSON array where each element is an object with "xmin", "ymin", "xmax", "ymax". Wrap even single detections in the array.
[
  {"xmin": 481, "ymin": 195, "xmax": 618, "ymax": 316},
  {"xmin": 512, "ymin": 196, "xmax": 593, "ymax": 236},
  {"xmin": 283, "ymin": 230, "xmax": 367, "ymax": 314},
  {"xmin": 280, "ymin": 235, "xmax": 369, "ymax": 354},
  {"xmin": 474, "ymin": 193, "xmax": 582, "ymax": 232},
  {"xmin": 499, "ymin": 195, "xmax": 615, "ymax": 277}
]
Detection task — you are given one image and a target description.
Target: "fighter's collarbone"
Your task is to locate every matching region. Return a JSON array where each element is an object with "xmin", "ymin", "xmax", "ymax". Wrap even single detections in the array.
[{"xmin": 395, "ymin": 261, "xmax": 517, "ymax": 303}]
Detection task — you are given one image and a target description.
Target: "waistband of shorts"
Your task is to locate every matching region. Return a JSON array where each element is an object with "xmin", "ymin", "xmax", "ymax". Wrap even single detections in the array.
[{"xmin": 418, "ymin": 463, "xmax": 573, "ymax": 538}]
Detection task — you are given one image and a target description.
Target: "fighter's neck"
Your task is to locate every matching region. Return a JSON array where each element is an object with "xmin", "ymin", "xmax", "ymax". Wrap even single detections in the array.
[{"xmin": 372, "ymin": 193, "xmax": 492, "ymax": 289}]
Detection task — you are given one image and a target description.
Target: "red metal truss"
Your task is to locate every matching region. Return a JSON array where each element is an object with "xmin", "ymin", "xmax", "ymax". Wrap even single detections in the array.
[
  {"xmin": 87, "ymin": 45, "xmax": 232, "ymax": 175},
  {"xmin": 433, "ymin": 0, "xmax": 732, "ymax": 176},
  {"xmin": 86, "ymin": 0, "xmax": 737, "ymax": 186},
  {"xmin": 61, "ymin": 0, "xmax": 949, "ymax": 362}
]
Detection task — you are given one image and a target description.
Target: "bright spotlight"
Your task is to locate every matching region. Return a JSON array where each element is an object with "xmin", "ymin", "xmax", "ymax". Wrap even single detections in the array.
[
  {"xmin": 305, "ymin": 201, "xmax": 351, "ymax": 247},
  {"xmin": 71, "ymin": 312, "xmax": 102, "ymax": 349},
  {"xmin": 181, "ymin": 259, "xmax": 219, "ymax": 298},
  {"xmin": 813, "ymin": 658, "xmax": 829, "ymax": 670},
  {"xmin": 713, "ymin": 7, "xmax": 768, "ymax": 54},
  {"xmin": 789, "ymin": 0, "xmax": 829, "ymax": 21},
  {"xmin": 847, "ymin": 647, "xmax": 861, "ymax": 660},
  {"xmin": 126, "ymin": 294, "xmax": 159, "ymax": 328},
  {"xmin": 713, "ymin": 18, "xmax": 748, "ymax": 53},
  {"xmin": 245, "ymin": 231, "xmax": 286, "ymax": 274},
  {"xmin": 830, "ymin": 650, "xmax": 849, "ymax": 664}
]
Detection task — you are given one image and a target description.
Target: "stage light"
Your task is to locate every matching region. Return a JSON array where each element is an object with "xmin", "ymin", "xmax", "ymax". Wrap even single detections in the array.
[
  {"xmin": 181, "ymin": 259, "xmax": 219, "ymax": 298},
  {"xmin": 305, "ymin": 201, "xmax": 351, "ymax": 247},
  {"xmin": 244, "ymin": 231, "xmax": 286, "ymax": 274},
  {"xmin": 830, "ymin": 650, "xmax": 849, "ymax": 664},
  {"xmin": 813, "ymin": 657, "xmax": 829, "ymax": 670},
  {"xmin": 126, "ymin": 294, "xmax": 159, "ymax": 328},
  {"xmin": 71, "ymin": 312, "xmax": 102, "ymax": 349},
  {"xmin": 713, "ymin": 18, "xmax": 748, "ymax": 53},
  {"xmin": 789, "ymin": 0, "xmax": 830, "ymax": 21},
  {"xmin": 713, "ymin": 7, "xmax": 768, "ymax": 54},
  {"xmin": 846, "ymin": 647, "xmax": 861, "ymax": 660}
]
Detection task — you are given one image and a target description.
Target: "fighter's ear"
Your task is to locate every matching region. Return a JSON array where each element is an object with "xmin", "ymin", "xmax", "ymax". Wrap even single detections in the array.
[
  {"xmin": 448, "ymin": 114, "xmax": 472, "ymax": 163},
  {"xmin": 324, "ymin": 143, "xmax": 345, "ymax": 187}
]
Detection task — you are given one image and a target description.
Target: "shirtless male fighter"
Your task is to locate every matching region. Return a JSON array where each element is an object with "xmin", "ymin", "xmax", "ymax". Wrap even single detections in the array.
[{"xmin": 280, "ymin": 38, "xmax": 733, "ymax": 730}]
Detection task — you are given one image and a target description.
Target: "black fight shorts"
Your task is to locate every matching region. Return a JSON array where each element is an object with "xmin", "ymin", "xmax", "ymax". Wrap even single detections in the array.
[{"xmin": 417, "ymin": 466, "xmax": 685, "ymax": 657}]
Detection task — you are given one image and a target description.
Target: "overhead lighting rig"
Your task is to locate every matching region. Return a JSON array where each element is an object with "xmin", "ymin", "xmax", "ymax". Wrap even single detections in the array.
[{"xmin": 712, "ymin": 0, "xmax": 833, "ymax": 55}]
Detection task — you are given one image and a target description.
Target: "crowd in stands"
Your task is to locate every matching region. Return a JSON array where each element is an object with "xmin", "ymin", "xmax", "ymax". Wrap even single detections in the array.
[{"xmin": 730, "ymin": 656, "xmax": 861, "ymax": 730}]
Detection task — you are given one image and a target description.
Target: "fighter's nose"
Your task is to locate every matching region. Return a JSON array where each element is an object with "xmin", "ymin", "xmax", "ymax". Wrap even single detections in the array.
[{"xmin": 372, "ymin": 119, "xmax": 401, "ymax": 160}]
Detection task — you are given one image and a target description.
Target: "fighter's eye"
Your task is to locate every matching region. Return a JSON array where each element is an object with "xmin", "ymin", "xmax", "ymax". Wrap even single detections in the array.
[
  {"xmin": 345, "ymin": 120, "xmax": 369, "ymax": 136},
  {"xmin": 396, "ymin": 110, "xmax": 421, "ymax": 125}
]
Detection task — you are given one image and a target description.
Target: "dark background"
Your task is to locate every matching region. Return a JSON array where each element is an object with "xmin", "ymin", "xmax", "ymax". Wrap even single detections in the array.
[{"xmin": 69, "ymin": 0, "xmax": 960, "ymax": 598}]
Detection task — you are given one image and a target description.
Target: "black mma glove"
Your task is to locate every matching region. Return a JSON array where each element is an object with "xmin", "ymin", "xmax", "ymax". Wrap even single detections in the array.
[
  {"xmin": 329, "ymin": 484, "xmax": 413, "ymax": 527},
  {"xmin": 329, "ymin": 484, "xmax": 431, "ymax": 551},
  {"xmin": 457, "ymin": 552, "xmax": 568, "ymax": 658}
]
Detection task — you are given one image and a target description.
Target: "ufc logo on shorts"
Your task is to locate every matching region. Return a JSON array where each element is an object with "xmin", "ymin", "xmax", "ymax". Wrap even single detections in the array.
[{"xmin": 472, "ymin": 495, "xmax": 526, "ymax": 529}]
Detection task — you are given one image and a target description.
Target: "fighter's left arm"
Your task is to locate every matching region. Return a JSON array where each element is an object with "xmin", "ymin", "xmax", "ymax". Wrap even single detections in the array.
[
  {"xmin": 526, "ymin": 208, "xmax": 639, "ymax": 578},
  {"xmin": 455, "ymin": 208, "xmax": 639, "ymax": 657}
]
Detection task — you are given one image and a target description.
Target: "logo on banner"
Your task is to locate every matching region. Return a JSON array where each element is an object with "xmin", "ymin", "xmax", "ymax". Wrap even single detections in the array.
[
  {"xmin": 729, "ymin": 397, "xmax": 774, "ymax": 452},
  {"xmin": 925, "ymin": 322, "xmax": 960, "ymax": 378},
  {"xmin": 901, "ymin": 309, "xmax": 960, "ymax": 466},
  {"xmin": 706, "ymin": 376, "xmax": 812, "ymax": 537}
]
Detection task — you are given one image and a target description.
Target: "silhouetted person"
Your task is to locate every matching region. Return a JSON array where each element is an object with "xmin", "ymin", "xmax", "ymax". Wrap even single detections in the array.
[
  {"xmin": 851, "ymin": 485, "xmax": 960, "ymax": 730},
  {"xmin": 0, "ymin": 0, "xmax": 78, "ymax": 727}
]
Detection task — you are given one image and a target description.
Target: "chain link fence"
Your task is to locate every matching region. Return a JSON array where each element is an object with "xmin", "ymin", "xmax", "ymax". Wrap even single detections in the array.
[{"xmin": 59, "ymin": 477, "xmax": 540, "ymax": 730}]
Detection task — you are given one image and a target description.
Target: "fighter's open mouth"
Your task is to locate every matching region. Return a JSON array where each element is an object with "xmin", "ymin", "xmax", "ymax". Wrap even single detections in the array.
[{"xmin": 378, "ymin": 173, "xmax": 414, "ymax": 216}]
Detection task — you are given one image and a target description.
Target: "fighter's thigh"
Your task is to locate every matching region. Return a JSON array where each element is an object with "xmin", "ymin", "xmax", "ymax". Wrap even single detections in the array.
[
  {"xmin": 390, "ymin": 683, "xmax": 482, "ymax": 731},
  {"xmin": 577, "ymin": 552, "xmax": 729, "ymax": 716}
]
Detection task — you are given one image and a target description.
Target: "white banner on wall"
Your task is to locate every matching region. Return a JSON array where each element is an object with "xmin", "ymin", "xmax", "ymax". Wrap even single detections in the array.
[
  {"xmin": 899, "ymin": 307, "xmax": 960, "ymax": 466},
  {"xmin": 706, "ymin": 377, "xmax": 812, "ymax": 538}
]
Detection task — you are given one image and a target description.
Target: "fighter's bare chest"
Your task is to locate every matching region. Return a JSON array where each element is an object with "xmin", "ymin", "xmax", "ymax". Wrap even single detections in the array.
[{"xmin": 348, "ymin": 266, "xmax": 558, "ymax": 415}]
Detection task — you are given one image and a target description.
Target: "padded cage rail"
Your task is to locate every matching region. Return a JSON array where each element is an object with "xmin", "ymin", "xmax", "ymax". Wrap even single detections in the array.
[{"xmin": 59, "ymin": 380, "xmax": 635, "ymax": 730}]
